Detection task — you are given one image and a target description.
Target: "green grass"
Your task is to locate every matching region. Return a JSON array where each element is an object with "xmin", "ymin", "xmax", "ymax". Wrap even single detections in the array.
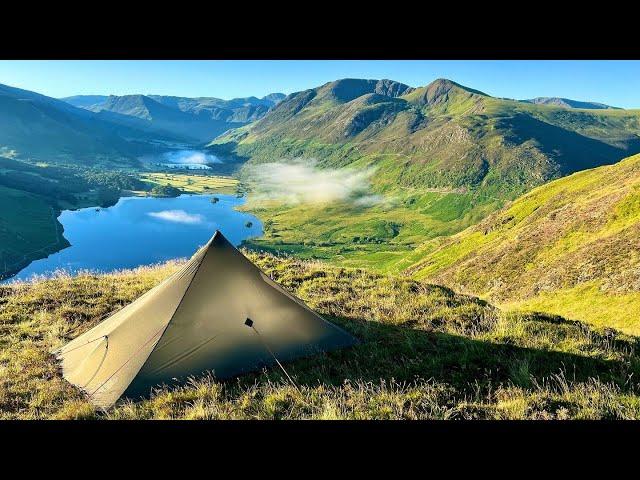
[
  {"xmin": 2, "ymin": 253, "xmax": 640, "ymax": 419},
  {"xmin": 241, "ymin": 190, "xmax": 499, "ymax": 274},
  {"xmin": 139, "ymin": 173, "xmax": 239, "ymax": 195},
  {"xmin": 504, "ymin": 282, "xmax": 640, "ymax": 335}
]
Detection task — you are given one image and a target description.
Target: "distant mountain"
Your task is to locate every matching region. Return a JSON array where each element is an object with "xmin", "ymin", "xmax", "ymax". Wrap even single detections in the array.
[
  {"xmin": 61, "ymin": 95, "xmax": 108, "ymax": 109},
  {"xmin": 262, "ymin": 93, "xmax": 286, "ymax": 104},
  {"xmin": 0, "ymin": 84, "xmax": 180, "ymax": 166},
  {"xmin": 521, "ymin": 97, "xmax": 621, "ymax": 110},
  {"xmin": 63, "ymin": 92, "xmax": 286, "ymax": 143},
  {"xmin": 408, "ymin": 152, "xmax": 640, "ymax": 333}
]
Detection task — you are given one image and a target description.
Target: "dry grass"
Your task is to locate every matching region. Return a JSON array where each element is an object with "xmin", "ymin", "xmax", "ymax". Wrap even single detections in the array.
[{"xmin": 1, "ymin": 253, "xmax": 639, "ymax": 419}]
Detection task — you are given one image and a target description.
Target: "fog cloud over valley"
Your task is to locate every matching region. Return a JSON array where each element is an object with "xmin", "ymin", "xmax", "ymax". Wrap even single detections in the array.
[{"xmin": 245, "ymin": 160, "xmax": 384, "ymax": 206}]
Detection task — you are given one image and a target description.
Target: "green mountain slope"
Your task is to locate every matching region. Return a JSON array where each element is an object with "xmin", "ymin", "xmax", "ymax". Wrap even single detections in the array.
[
  {"xmin": 409, "ymin": 153, "xmax": 640, "ymax": 334},
  {"xmin": 210, "ymin": 78, "xmax": 640, "ymax": 270},
  {"xmin": 216, "ymin": 78, "xmax": 640, "ymax": 192},
  {"xmin": 0, "ymin": 184, "xmax": 68, "ymax": 276}
]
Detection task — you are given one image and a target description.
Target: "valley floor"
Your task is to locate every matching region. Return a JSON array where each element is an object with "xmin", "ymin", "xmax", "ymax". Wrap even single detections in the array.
[{"xmin": 1, "ymin": 253, "xmax": 639, "ymax": 420}]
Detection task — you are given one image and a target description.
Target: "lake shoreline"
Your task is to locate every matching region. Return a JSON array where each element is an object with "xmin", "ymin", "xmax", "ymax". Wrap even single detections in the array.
[{"xmin": 3, "ymin": 191, "xmax": 263, "ymax": 283}]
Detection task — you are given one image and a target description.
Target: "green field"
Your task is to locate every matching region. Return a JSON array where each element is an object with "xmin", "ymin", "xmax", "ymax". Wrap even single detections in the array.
[
  {"xmin": 241, "ymin": 184, "xmax": 501, "ymax": 273},
  {"xmin": 2, "ymin": 253, "xmax": 640, "ymax": 419},
  {"xmin": 139, "ymin": 173, "xmax": 239, "ymax": 195}
]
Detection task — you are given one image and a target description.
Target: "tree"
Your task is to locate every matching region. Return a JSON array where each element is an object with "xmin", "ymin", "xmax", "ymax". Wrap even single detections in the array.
[{"xmin": 150, "ymin": 184, "xmax": 181, "ymax": 197}]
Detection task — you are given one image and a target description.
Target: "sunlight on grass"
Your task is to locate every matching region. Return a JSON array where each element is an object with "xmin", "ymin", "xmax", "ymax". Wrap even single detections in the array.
[
  {"xmin": 140, "ymin": 173, "xmax": 238, "ymax": 195},
  {"xmin": 1, "ymin": 254, "xmax": 639, "ymax": 419},
  {"xmin": 503, "ymin": 282, "xmax": 640, "ymax": 336}
]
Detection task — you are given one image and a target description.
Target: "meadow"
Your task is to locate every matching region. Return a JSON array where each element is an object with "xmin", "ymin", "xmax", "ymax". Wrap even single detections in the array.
[
  {"xmin": 1, "ymin": 252, "xmax": 639, "ymax": 419},
  {"xmin": 139, "ymin": 173, "xmax": 239, "ymax": 195}
]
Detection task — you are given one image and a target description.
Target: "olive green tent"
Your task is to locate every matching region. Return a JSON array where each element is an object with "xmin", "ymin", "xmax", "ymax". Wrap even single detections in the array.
[{"xmin": 54, "ymin": 230, "xmax": 357, "ymax": 409}]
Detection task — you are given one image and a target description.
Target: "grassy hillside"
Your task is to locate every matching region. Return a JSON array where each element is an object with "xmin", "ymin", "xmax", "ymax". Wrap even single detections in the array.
[
  {"xmin": 209, "ymin": 78, "xmax": 640, "ymax": 269},
  {"xmin": 408, "ymin": 153, "xmax": 640, "ymax": 335},
  {"xmin": 216, "ymin": 78, "xmax": 640, "ymax": 191},
  {"xmin": 2, "ymin": 253, "xmax": 640, "ymax": 419},
  {"xmin": 240, "ymin": 188, "xmax": 500, "ymax": 273}
]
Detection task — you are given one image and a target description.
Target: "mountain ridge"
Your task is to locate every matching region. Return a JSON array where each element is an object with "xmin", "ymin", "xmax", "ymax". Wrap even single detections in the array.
[
  {"xmin": 521, "ymin": 97, "xmax": 621, "ymax": 110},
  {"xmin": 0, "ymin": 83, "xmax": 185, "ymax": 165},
  {"xmin": 63, "ymin": 92, "xmax": 286, "ymax": 143},
  {"xmin": 214, "ymin": 77, "xmax": 640, "ymax": 194}
]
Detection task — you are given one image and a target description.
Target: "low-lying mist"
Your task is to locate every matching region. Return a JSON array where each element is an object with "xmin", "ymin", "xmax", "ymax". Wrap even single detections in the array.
[{"xmin": 244, "ymin": 159, "xmax": 384, "ymax": 206}]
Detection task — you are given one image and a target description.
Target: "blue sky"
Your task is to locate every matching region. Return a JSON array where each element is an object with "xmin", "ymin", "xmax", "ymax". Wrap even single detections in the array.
[{"xmin": 0, "ymin": 60, "xmax": 639, "ymax": 108}]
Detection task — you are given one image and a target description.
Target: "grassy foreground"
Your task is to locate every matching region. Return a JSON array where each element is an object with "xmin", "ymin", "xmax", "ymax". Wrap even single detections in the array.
[{"xmin": 1, "ymin": 252, "xmax": 640, "ymax": 420}]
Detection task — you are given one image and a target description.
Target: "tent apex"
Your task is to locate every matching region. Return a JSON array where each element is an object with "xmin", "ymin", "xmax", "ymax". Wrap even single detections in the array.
[{"xmin": 210, "ymin": 229, "xmax": 234, "ymax": 246}]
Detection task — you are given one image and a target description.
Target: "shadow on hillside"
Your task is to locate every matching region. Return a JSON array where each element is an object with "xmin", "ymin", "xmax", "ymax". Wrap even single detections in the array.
[
  {"xmin": 118, "ymin": 312, "xmax": 638, "ymax": 406},
  {"xmin": 498, "ymin": 113, "xmax": 633, "ymax": 173},
  {"xmin": 260, "ymin": 315, "xmax": 638, "ymax": 394}
]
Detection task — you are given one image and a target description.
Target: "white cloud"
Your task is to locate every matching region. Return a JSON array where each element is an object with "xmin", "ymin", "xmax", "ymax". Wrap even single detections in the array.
[
  {"xmin": 245, "ymin": 159, "xmax": 383, "ymax": 206},
  {"xmin": 148, "ymin": 210, "xmax": 205, "ymax": 224}
]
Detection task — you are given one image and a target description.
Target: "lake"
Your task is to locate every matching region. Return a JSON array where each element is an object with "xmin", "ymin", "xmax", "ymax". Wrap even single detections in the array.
[
  {"xmin": 140, "ymin": 149, "xmax": 221, "ymax": 170},
  {"xmin": 8, "ymin": 194, "xmax": 262, "ymax": 282}
]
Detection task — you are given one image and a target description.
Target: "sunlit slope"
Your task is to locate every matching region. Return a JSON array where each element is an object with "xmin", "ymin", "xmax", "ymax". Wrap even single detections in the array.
[{"xmin": 409, "ymin": 153, "xmax": 640, "ymax": 334}]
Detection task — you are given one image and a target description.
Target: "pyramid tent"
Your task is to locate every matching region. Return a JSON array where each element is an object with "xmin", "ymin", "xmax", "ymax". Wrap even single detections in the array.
[{"xmin": 54, "ymin": 230, "xmax": 357, "ymax": 409}]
